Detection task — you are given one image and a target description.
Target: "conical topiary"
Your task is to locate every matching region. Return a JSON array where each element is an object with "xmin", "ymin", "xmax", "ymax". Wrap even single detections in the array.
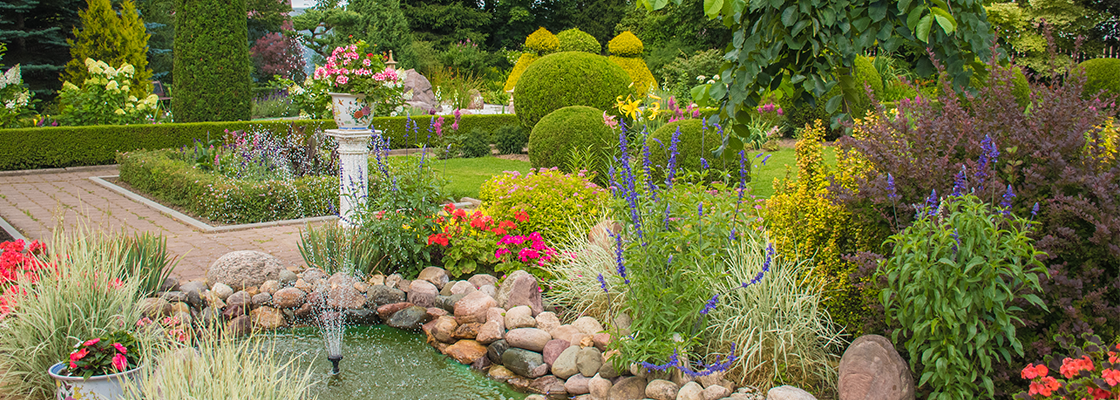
[{"xmin": 607, "ymin": 31, "xmax": 643, "ymax": 57}]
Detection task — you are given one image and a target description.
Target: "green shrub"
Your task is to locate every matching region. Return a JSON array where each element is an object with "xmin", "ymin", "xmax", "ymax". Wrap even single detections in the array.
[
  {"xmin": 846, "ymin": 55, "xmax": 884, "ymax": 118},
  {"xmin": 1077, "ymin": 58, "xmax": 1120, "ymax": 100},
  {"xmin": 609, "ymin": 56, "xmax": 657, "ymax": 97},
  {"xmin": 647, "ymin": 118, "xmax": 728, "ymax": 181},
  {"xmin": 557, "ymin": 28, "xmax": 601, "ymax": 54},
  {"xmin": 607, "ymin": 30, "xmax": 643, "ymax": 57},
  {"xmin": 879, "ymin": 194, "xmax": 1046, "ymax": 398},
  {"xmin": 117, "ymin": 149, "xmax": 337, "ymax": 224},
  {"xmin": 479, "ymin": 168, "xmax": 609, "ymax": 242},
  {"xmin": 57, "ymin": 59, "xmax": 161, "ymax": 126},
  {"xmin": 524, "ymin": 27, "xmax": 559, "ymax": 55},
  {"xmin": 459, "ymin": 127, "xmax": 491, "ymax": 158},
  {"xmin": 493, "ymin": 124, "xmax": 528, "ymax": 154},
  {"xmin": 172, "ymin": 0, "xmax": 252, "ymax": 122},
  {"xmin": 660, "ymin": 49, "xmax": 722, "ymax": 102},
  {"xmin": 528, "ymin": 106, "xmax": 617, "ymax": 178},
  {"xmin": 63, "ymin": 0, "xmax": 152, "ymax": 98},
  {"xmin": 514, "ymin": 52, "xmax": 631, "ymax": 129},
  {"xmin": 0, "ymin": 114, "xmax": 519, "ymax": 171}
]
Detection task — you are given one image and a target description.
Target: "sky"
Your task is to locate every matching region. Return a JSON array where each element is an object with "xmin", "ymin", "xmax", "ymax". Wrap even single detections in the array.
[{"xmin": 292, "ymin": 0, "xmax": 315, "ymax": 8}]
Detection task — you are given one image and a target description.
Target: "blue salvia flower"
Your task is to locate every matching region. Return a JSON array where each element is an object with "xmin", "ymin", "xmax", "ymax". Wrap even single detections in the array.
[
  {"xmin": 597, "ymin": 273, "xmax": 608, "ymax": 293},
  {"xmin": 1031, "ymin": 202, "xmax": 1039, "ymax": 218},
  {"xmin": 729, "ymin": 228, "xmax": 736, "ymax": 241},
  {"xmin": 698, "ymin": 202, "xmax": 703, "ymax": 218},
  {"xmin": 761, "ymin": 154, "xmax": 771, "ymax": 166},
  {"xmin": 700, "ymin": 158, "xmax": 709, "ymax": 170},
  {"xmin": 678, "ymin": 344, "xmax": 738, "ymax": 377},
  {"xmin": 924, "ymin": 189, "xmax": 939, "ymax": 217},
  {"xmin": 665, "ymin": 126, "xmax": 682, "ymax": 190},
  {"xmin": 639, "ymin": 349, "xmax": 680, "ymax": 372},
  {"xmin": 886, "ymin": 173, "xmax": 900, "ymax": 201},
  {"xmin": 663, "ymin": 202, "xmax": 672, "ymax": 230},
  {"xmin": 738, "ymin": 150, "xmax": 748, "ymax": 203},
  {"xmin": 699, "ymin": 293, "xmax": 719, "ymax": 315},
  {"xmin": 1000, "ymin": 184, "xmax": 1015, "ymax": 215},
  {"xmin": 613, "ymin": 232, "xmax": 629, "ymax": 284},
  {"xmin": 976, "ymin": 134, "xmax": 998, "ymax": 191},
  {"xmin": 951, "ymin": 166, "xmax": 968, "ymax": 197},
  {"xmin": 608, "ymin": 163, "xmax": 618, "ymax": 196}
]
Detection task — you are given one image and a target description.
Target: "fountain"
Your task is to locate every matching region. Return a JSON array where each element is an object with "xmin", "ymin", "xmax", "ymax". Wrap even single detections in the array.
[{"xmin": 318, "ymin": 307, "xmax": 345, "ymax": 375}]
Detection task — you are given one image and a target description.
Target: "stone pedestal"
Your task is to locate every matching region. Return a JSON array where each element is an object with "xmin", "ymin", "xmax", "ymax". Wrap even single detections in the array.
[{"xmin": 325, "ymin": 129, "xmax": 375, "ymax": 228}]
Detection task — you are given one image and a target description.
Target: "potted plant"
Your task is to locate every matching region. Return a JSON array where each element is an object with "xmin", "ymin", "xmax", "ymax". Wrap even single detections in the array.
[
  {"xmin": 312, "ymin": 40, "xmax": 405, "ymax": 129},
  {"xmin": 47, "ymin": 331, "xmax": 143, "ymax": 400}
]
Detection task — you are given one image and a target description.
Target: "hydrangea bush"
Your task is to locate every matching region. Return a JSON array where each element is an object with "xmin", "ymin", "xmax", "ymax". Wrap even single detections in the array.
[
  {"xmin": 56, "ymin": 59, "xmax": 160, "ymax": 126},
  {"xmin": 0, "ymin": 42, "xmax": 32, "ymax": 128}
]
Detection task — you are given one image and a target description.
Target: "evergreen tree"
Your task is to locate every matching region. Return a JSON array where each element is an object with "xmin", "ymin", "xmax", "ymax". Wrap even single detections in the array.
[
  {"xmin": 339, "ymin": 0, "xmax": 418, "ymax": 69},
  {"xmin": 0, "ymin": 0, "xmax": 83, "ymax": 100},
  {"xmin": 400, "ymin": 0, "xmax": 492, "ymax": 48},
  {"xmin": 173, "ymin": 0, "xmax": 252, "ymax": 121},
  {"xmin": 136, "ymin": 0, "xmax": 174, "ymax": 83},
  {"xmin": 64, "ymin": 0, "xmax": 152, "ymax": 96}
]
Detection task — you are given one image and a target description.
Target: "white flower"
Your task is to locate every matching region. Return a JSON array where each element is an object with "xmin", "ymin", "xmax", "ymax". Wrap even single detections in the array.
[
  {"xmin": 1, "ymin": 64, "xmax": 21, "ymax": 88},
  {"xmin": 696, "ymin": 75, "xmax": 707, "ymax": 82},
  {"xmin": 105, "ymin": 81, "xmax": 120, "ymax": 91},
  {"xmin": 119, "ymin": 64, "xmax": 135, "ymax": 75},
  {"xmin": 62, "ymin": 81, "xmax": 80, "ymax": 91},
  {"xmin": 114, "ymin": 108, "xmax": 126, "ymax": 115}
]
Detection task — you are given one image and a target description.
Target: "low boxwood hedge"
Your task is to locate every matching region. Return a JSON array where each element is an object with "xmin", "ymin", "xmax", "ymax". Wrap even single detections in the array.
[
  {"xmin": 117, "ymin": 149, "xmax": 338, "ymax": 224},
  {"xmin": 0, "ymin": 114, "xmax": 520, "ymax": 171}
]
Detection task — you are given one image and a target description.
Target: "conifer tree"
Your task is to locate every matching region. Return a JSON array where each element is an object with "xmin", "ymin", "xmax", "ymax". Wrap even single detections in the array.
[
  {"xmin": 63, "ymin": 0, "xmax": 152, "ymax": 96},
  {"xmin": 173, "ymin": 0, "xmax": 252, "ymax": 122}
]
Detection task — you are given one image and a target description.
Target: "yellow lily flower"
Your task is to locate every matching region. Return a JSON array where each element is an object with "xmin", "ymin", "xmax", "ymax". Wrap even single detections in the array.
[{"xmin": 617, "ymin": 95, "xmax": 642, "ymax": 120}]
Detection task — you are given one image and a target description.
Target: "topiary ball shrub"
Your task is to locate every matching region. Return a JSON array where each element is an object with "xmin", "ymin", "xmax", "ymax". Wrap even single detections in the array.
[
  {"xmin": 494, "ymin": 124, "xmax": 528, "ymax": 154},
  {"xmin": 514, "ymin": 52, "xmax": 631, "ymax": 130},
  {"xmin": 529, "ymin": 105, "xmax": 616, "ymax": 176},
  {"xmin": 557, "ymin": 28, "xmax": 601, "ymax": 54},
  {"xmin": 647, "ymin": 118, "xmax": 730, "ymax": 181},
  {"xmin": 608, "ymin": 31, "xmax": 643, "ymax": 57},
  {"xmin": 1078, "ymin": 58, "xmax": 1120, "ymax": 100},
  {"xmin": 504, "ymin": 52, "xmax": 538, "ymax": 92},
  {"xmin": 459, "ymin": 127, "xmax": 491, "ymax": 158},
  {"xmin": 610, "ymin": 56, "xmax": 657, "ymax": 97},
  {"xmin": 524, "ymin": 27, "xmax": 559, "ymax": 56}
]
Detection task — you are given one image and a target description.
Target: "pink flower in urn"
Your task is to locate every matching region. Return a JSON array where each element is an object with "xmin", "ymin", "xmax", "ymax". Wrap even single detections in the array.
[
  {"xmin": 113, "ymin": 342, "xmax": 127, "ymax": 354},
  {"xmin": 83, "ymin": 338, "xmax": 100, "ymax": 347},
  {"xmin": 336, "ymin": 75, "xmax": 348, "ymax": 85},
  {"xmin": 111, "ymin": 353, "xmax": 128, "ymax": 371}
]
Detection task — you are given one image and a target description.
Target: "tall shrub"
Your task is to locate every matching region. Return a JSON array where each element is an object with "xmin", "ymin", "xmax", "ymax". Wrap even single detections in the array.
[
  {"xmin": 64, "ymin": 0, "xmax": 152, "ymax": 97},
  {"xmin": 172, "ymin": 0, "xmax": 252, "ymax": 122}
]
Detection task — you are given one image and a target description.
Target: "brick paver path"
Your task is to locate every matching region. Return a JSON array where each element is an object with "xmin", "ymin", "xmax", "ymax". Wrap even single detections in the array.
[{"xmin": 0, "ymin": 165, "xmax": 319, "ymax": 281}]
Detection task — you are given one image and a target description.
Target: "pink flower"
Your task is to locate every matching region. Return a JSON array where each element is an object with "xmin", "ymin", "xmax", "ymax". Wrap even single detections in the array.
[
  {"xmin": 70, "ymin": 348, "xmax": 89, "ymax": 362},
  {"xmin": 111, "ymin": 353, "xmax": 128, "ymax": 371},
  {"xmin": 336, "ymin": 75, "xmax": 348, "ymax": 85},
  {"xmin": 83, "ymin": 338, "xmax": 100, "ymax": 347},
  {"xmin": 113, "ymin": 343, "xmax": 127, "ymax": 354},
  {"xmin": 136, "ymin": 317, "xmax": 152, "ymax": 327},
  {"xmin": 1103, "ymin": 368, "xmax": 1120, "ymax": 386},
  {"xmin": 363, "ymin": 58, "xmax": 371, "ymax": 66}
]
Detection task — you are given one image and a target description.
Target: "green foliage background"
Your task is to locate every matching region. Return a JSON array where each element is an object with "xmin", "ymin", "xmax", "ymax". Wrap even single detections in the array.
[{"xmin": 172, "ymin": 0, "xmax": 252, "ymax": 122}]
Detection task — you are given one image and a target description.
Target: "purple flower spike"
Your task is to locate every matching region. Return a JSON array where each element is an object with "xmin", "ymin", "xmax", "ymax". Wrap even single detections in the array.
[
  {"xmin": 1031, "ymin": 202, "xmax": 1039, "ymax": 217},
  {"xmin": 1001, "ymin": 184, "xmax": 1016, "ymax": 215},
  {"xmin": 700, "ymin": 293, "xmax": 719, "ymax": 315},
  {"xmin": 951, "ymin": 166, "xmax": 968, "ymax": 197},
  {"xmin": 597, "ymin": 273, "xmax": 608, "ymax": 293},
  {"xmin": 614, "ymin": 232, "xmax": 629, "ymax": 284},
  {"xmin": 886, "ymin": 173, "xmax": 899, "ymax": 200}
]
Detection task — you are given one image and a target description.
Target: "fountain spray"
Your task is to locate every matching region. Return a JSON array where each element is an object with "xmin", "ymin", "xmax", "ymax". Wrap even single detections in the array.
[{"xmin": 319, "ymin": 307, "xmax": 345, "ymax": 375}]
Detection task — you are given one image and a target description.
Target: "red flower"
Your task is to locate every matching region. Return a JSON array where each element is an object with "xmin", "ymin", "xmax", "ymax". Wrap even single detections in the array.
[
  {"xmin": 443, "ymin": 203, "xmax": 457, "ymax": 214},
  {"xmin": 1103, "ymin": 368, "xmax": 1120, "ymax": 386},
  {"xmin": 492, "ymin": 227, "xmax": 507, "ymax": 236},
  {"xmin": 498, "ymin": 220, "xmax": 517, "ymax": 231},
  {"xmin": 1028, "ymin": 376, "xmax": 1060, "ymax": 397},
  {"xmin": 1060, "ymin": 355, "xmax": 1094, "ymax": 379},
  {"xmin": 452, "ymin": 209, "xmax": 467, "ymax": 220},
  {"xmin": 83, "ymin": 338, "xmax": 100, "ymax": 347},
  {"xmin": 111, "ymin": 353, "xmax": 128, "ymax": 371},
  {"xmin": 1022, "ymin": 363, "xmax": 1049, "ymax": 380},
  {"xmin": 427, "ymin": 233, "xmax": 449, "ymax": 247},
  {"xmin": 69, "ymin": 348, "xmax": 89, "ymax": 362},
  {"xmin": 514, "ymin": 211, "xmax": 529, "ymax": 223}
]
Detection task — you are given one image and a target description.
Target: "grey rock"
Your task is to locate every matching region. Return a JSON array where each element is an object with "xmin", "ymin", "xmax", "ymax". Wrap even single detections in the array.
[
  {"xmin": 552, "ymin": 345, "xmax": 581, "ymax": 379},
  {"xmin": 207, "ymin": 250, "xmax": 284, "ymax": 290},
  {"xmin": 400, "ymin": 69, "xmax": 442, "ymax": 113},
  {"xmin": 365, "ymin": 284, "xmax": 407, "ymax": 308},
  {"xmin": 535, "ymin": 311, "xmax": 561, "ymax": 333},
  {"xmin": 227, "ymin": 315, "xmax": 252, "ymax": 336},
  {"xmin": 344, "ymin": 308, "xmax": 379, "ymax": 325},
  {"xmin": 767, "ymin": 386, "xmax": 817, "ymax": 400},
  {"xmin": 384, "ymin": 274, "xmax": 403, "ymax": 290},
  {"xmin": 677, "ymin": 381, "xmax": 704, "ymax": 400},
  {"xmin": 386, "ymin": 305, "xmax": 431, "ymax": 330},
  {"xmin": 450, "ymin": 280, "xmax": 478, "ymax": 295},
  {"xmin": 199, "ymin": 307, "xmax": 221, "ymax": 327},
  {"xmin": 502, "ymin": 348, "xmax": 546, "ymax": 378},
  {"xmin": 159, "ymin": 291, "xmax": 187, "ymax": 303},
  {"xmin": 573, "ymin": 316, "xmax": 604, "ymax": 335},
  {"xmin": 211, "ymin": 283, "xmax": 234, "ymax": 301},
  {"xmin": 259, "ymin": 280, "xmax": 281, "ymax": 294},
  {"xmin": 251, "ymin": 292, "xmax": 272, "ymax": 307},
  {"xmin": 479, "ymin": 284, "xmax": 498, "ymax": 299},
  {"xmin": 487, "ymin": 339, "xmax": 510, "ymax": 364},
  {"xmin": 160, "ymin": 277, "xmax": 180, "ymax": 292},
  {"xmin": 577, "ymin": 347, "xmax": 603, "ymax": 377},
  {"xmin": 180, "ymin": 281, "xmax": 208, "ymax": 296},
  {"xmin": 301, "ymin": 268, "xmax": 327, "ymax": 284},
  {"xmin": 278, "ymin": 269, "xmax": 298, "ymax": 284},
  {"xmin": 565, "ymin": 374, "xmax": 592, "ymax": 395},
  {"xmin": 838, "ymin": 335, "xmax": 915, "ymax": 400}
]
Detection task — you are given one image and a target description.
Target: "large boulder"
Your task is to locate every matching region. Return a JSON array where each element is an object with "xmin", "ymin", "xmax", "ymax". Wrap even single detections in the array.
[
  {"xmin": 417, "ymin": 267, "xmax": 450, "ymax": 289},
  {"xmin": 576, "ymin": 347, "xmax": 602, "ymax": 377},
  {"xmin": 607, "ymin": 376, "xmax": 647, "ymax": 400},
  {"xmin": 444, "ymin": 339, "xmax": 488, "ymax": 365},
  {"xmin": 768, "ymin": 385, "xmax": 818, "ymax": 400},
  {"xmin": 454, "ymin": 291, "xmax": 497, "ymax": 323},
  {"xmin": 838, "ymin": 335, "xmax": 915, "ymax": 400},
  {"xmin": 497, "ymin": 270, "xmax": 543, "ymax": 315},
  {"xmin": 400, "ymin": 69, "xmax": 442, "ymax": 113},
  {"xmin": 408, "ymin": 280, "xmax": 439, "ymax": 308},
  {"xmin": 386, "ymin": 305, "xmax": 431, "ymax": 330},
  {"xmin": 645, "ymin": 379, "xmax": 679, "ymax": 400},
  {"xmin": 207, "ymin": 250, "xmax": 284, "ymax": 290},
  {"xmin": 250, "ymin": 306, "xmax": 287, "ymax": 330},
  {"xmin": 476, "ymin": 320, "xmax": 504, "ymax": 344},
  {"xmin": 506, "ymin": 328, "xmax": 552, "ymax": 352}
]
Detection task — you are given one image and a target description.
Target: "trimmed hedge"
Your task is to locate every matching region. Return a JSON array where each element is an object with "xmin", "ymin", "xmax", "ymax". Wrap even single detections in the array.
[
  {"xmin": 557, "ymin": 28, "xmax": 601, "ymax": 54},
  {"xmin": 0, "ymin": 114, "xmax": 520, "ymax": 171},
  {"xmin": 377, "ymin": 114, "xmax": 520, "ymax": 149},
  {"xmin": 117, "ymin": 149, "xmax": 337, "ymax": 224}
]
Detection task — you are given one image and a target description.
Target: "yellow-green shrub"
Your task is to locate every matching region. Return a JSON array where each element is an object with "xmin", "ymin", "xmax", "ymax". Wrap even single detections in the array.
[
  {"xmin": 557, "ymin": 28, "xmax": 601, "ymax": 54},
  {"xmin": 525, "ymin": 27, "xmax": 558, "ymax": 55},
  {"xmin": 764, "ymin": 121, "xmax": 879, "ymax": 333},
  {"xmin": 609, "ymin": 56, "xmax": 657, "ymax": 97},
  {"xmin": 608, "ymin": 31, "xmax": 643, "ymax": 57},
  {"xmin": 479, "ymin": 168, "xmax": 609, "ymax": 242},
  {"xmin": 504, "ymin": 52, "xmax": 538, "ymax": 92}
]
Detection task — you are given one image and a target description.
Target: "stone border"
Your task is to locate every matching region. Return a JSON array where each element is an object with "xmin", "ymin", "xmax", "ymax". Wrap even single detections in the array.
[
  {"xmin": 0, "ymin": 214, "xmax": 28, "ymax": 249},
  {"xmin": 0, "ymin": 164, "xmax": 119, "ymax": 177},
  {"xmin": 90, "ymin": 175, "xmax": 475, "ymax": 233}
]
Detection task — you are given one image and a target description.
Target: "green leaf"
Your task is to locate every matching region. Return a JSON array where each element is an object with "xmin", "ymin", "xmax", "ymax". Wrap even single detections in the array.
[
  {"xmin": 931, "ymin": 8, "xmax": 956, "ymax": 34},
  {"xmin": 907, "ymin": 7, "xmax": 924, "ymax": 30},
  {"xmin": 705, "ymin": 0, "xmax": 726, "ymax": 18},
  {"xmin": 782, "ymin": 5, "xmax": 798, "ymax": 26},
  {"xmin": 869, "ymin": 2, "xmax": 887, "ymax": 22},
  {"xmin": 691, "ymin": 85, "xmax": 711, "ymax": 107},
  {"xmin": 825, "ymin": 93, "xmax": 843, "ymax": 113},
  {"xmin": 897, "ymin": 0, "xmax": 913, "ymax": 13},
  {"xmin": 916, "ymin": 15, "xmax": 933, "ymax": 42}
]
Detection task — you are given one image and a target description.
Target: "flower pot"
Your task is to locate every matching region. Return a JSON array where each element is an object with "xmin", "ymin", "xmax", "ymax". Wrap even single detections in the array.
[
  {"xmin": 329, "ymin": 92, "xmax": 373, "ymax": 129},
  {"xmin": 48, "ymin": 362, "xmax": 143, "ymax": 400}
]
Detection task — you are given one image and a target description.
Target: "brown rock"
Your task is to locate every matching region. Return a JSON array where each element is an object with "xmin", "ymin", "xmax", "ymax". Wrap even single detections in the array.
[
  {"xmin": 454, "ymin": 291, "xmax": 497, "ymax": 323},
  {"xmin": 432, "ymin": 316, "xmax": 459, "ymax": 343},
  {"xmin": 377, "ymin": 302, "xmax": 414, "ymax": 320},
  {"xmin": 508, "ymin": 376, "xmax": 534, "ymax": 392},
  {"xmin": 530, "ymin": 375, "xmax": 567, "ymax": 397},
  {"xmin": 505, "ymin": 305, "xmax": 536, "ymax": 329},
  {"xmin": 550, "ymin": 325, "xmax": 582, "ymax": 344},
  {"xmin": 227, "ymin": 315, "xmax": 252, "ymax": 336},
  {"xmin": 384, "ymin": 273, "xmax": 402, "ymax": 289},
  {"xmin": 427, "ymin": 307, "xmax": 449, "ymax": 318},
  {"xmin": 645, "ymin": 379, "xmax": 679, "ymax": 400},
  {"xmin": 489, "ymin": 365, "xmax": 517, "ymax": 381},
  {"xmin": 259, "ymin": 280, "xmax": 280, "ymax": 294},
  {"xmin": 417, "ymin": 266, "xmax": 450, "ymax": 289},
  {"xmin": 468, "ymin": 274, "xmax": 498, "ymax": 289},
  {"xmin": 838, "ymin": 334, "xmax": 914, "ymax": 400},
  {"xmin": 677, "ymin": 381, "xmax": 704, "ymax": 400},
  {"xmin": 454, "ymin": 322, "xmax": 482, "ymax": 340},
  {"xmin": 486, "ymin": 307, "xmax": 506, "ymax": 328},
  {"xmin": 608, "ymin": 376, "xmax": 647, "ymax": 400},
  {"xmin": 496, "ymin": 270, "xmax": 543, "ymax": 315},
  {"xmin": 572, "ymin": 316, "xmax": 604, "ymax": 335},
  {"xmin": 138, "ymin": 298, "xmax": 171, "ymax": 318},
  {"xmin": 367, "ymin": 274, "xmax": 385, "ymax": 286},
  {"xmin": 293, "ymin": 302, "xmax": 314, "ymax": 319},
  {"xmin": 408, "ymin": 280, "xmax": 439, "ymax": 308},
  {"xmin": 543, "ymin": 338, "xmax": 571, "ymax": 365},
  {"xmin": 477, "ymin": 320, "xmax": 504, "ymax": 344},
  {"xmin": 445, "ymin": 339, "xmax": 488, "ymax": 364},
  {"xmin": 449, "ymin": 280, "xmax": 477, "ymax": 295},
  {"xmin": 768, "ymin": 385, "xmax": 817, "ymax": 400},
  {"xmin": 702, "ymin": 385, "xmax": 731, "ymax": 400},
  {"xmin": 565, "ymin": 374, "xmax": 592, "ymax": 395},
  {"xmin": 506, "ymin": 327, "xmax": 552, "ymax": 352},
  {"xmin": 400, "ymin": 69, "xmax": 442, "ymax": 113},
  {"xmin": 326, "ymin": 273, "xmax": 366, "ymax": 309},
  {"xmin": 592, "ymin": 333, "xmax": 611, "ymax": 351},
  {"xmin": 589, "ymin": 374, "xmax": 612, "ymax": 399},
  {"xmin": 535, "ymin": 312, "xmax": 561, "ymax": 333},
  {"xmin": 576, "ymin": 347, "xmax": 603, "ymax": 377},
  {"xmin": 250, "ymin": 306, "xmax": 287, "ymax": 330}
]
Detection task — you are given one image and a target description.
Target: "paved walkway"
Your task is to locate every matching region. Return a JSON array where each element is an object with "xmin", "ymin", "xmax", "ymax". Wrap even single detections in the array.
[{"xmin": 0, "ymin": 165, "xmax": 319, "ymax": 281}]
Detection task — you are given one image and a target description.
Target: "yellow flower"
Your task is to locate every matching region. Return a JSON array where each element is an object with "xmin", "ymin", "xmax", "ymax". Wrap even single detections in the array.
[
  {"xmin": 616, "ymin": 95, "xmax": 641, "ymax": 120},
  {"xmin": 402, "ymin": 224, "xmax": 411, "ymax": 230},
  {"xmin": 114, "ymin": 108, "xmax": 125, "ymax": 115},
  {"xmin": 647, "ymin": 101, "xmax": 661, "ymax": 119},
  {"xmin": 105, "ymin": 81, "xmax": 119, "ymax": 91}
]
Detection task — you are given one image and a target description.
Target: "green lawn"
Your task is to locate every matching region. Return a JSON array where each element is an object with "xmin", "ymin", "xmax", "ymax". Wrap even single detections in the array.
[
  {"xmin": 420, "ymin": 144, "xmax": 837, "ymax": 201},
  {"xmin": 429, "ymin": 156, "xmax": 533, "ymax": 200}
]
